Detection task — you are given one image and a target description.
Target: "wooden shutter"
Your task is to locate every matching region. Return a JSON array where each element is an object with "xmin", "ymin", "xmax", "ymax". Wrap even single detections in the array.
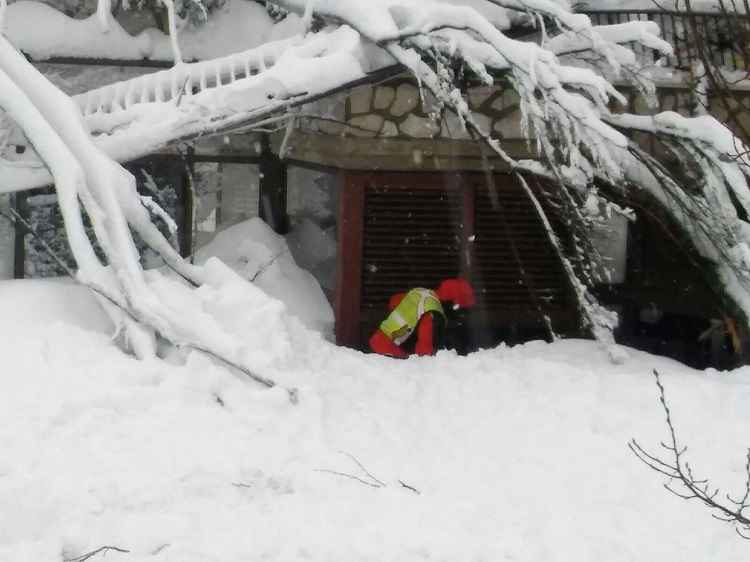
[
  {"xmin": 470, "ymin": 175, "xmax": 575, "ymax": 338},
  {"xmin": 359, "ymin": 174, "xmax": 463, "ymax": 343},
  {"xmin": 336, "ymin": 171, "xmax": 578, "ymax": 349}
]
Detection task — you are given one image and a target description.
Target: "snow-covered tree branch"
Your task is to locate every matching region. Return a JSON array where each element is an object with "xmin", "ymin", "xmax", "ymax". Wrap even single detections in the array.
[{"xmin": 2, "ymin": 0, "xmax": 750, "ymax": 367}]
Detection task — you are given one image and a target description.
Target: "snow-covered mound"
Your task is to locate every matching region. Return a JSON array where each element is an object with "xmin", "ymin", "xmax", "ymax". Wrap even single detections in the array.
[
  {"xmin": 1, "ymin": 273, "xmax": 750, "ymax": 561},
  {"xmin": 0, "ymin": 277, "xmax": 111, "ymax": 332},
  {"xmin": 285, "ymin": 217, "xmax": 337, "ymax": 296},
  {"xmin": 195, "ymin": 218, "xmax": 334, "ymax": 337}
]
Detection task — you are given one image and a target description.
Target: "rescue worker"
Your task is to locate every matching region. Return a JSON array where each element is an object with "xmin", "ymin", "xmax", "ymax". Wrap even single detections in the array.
[{"xmin": 369, "ymin": 278, "xmax": 476, "ymax": 358}]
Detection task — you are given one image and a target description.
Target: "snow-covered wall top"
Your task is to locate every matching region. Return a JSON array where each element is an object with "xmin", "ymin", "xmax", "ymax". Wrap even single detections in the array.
[
  {"xmin": 5, "ymin": 0, "xmax": 304, "ymax": 61},
  {"xmin": 5, "ymin": 0, "xmax": 512, "ymax": 61}
]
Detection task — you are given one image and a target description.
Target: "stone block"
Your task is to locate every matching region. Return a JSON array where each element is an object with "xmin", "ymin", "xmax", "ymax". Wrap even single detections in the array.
[
  {"xmin": 307, "ymin": 92, "xmax": 347, "ymax": 122},
  {"xmin": 490, "ymin": 90, "xmax": 520, "ymax": 113},
  {"xmin": 423, "ymin": 89, "xmax": 439, "ymax": 113},
  {"xmin": 391, "ymin": 83, "xmax": 420, "ymax": 117},
  {"xmin": 373, "ymin": 86, "xmax": 395, "ymax": 110},
  {"xmin": 468, "ymin": 86, "xmax": 495, "ymax": 110},
  {"xmin": 349, "ymin": 86, "xmax": 373, "ymax": 115},
  {"xmin": 472, "ymin": 113, "xmax": 493, "ymax": 136},
  {"xmin": 493, "ymin": 110, "xmax": 524, "ymax": 139},
  {"xmin": 381, "ymin": 120, "xmax": 399, "ymax": 137},
  {"xmin": 400, "ymin": 114, "xmax": 440, "ymax": 138},
  {"xmin": 349, "ymin": 114, "xmax": 383, "ymax": 137},
  {"xmin": 441, "ymin": 111, "xmax": 474, "ymax": 140},
  {"xmin": 318, "ymin": 118, "xmax": 347, "ymax": 136}
]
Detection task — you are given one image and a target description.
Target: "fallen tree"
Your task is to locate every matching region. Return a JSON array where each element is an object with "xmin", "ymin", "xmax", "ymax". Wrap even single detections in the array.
[{"xmin": 1, "ymin": 0, "xmax": 750, "ymax": 374}]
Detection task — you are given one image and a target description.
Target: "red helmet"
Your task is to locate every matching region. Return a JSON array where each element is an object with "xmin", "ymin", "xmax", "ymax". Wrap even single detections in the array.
[{"xmin": 435, "ymin": 278, "xmax": 476, "ymax": 308}]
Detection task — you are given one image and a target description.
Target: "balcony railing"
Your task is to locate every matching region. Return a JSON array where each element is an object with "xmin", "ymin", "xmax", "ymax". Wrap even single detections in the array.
[{"xmin": 581, "ymin": 9, "xmax": 750, "ymax": 72}]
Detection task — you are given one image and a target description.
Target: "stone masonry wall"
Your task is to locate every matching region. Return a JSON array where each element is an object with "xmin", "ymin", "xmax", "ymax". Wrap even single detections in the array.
[
  {"xmin": 313, "ymin": 78, "xmax": 750, "ymax": 135},
  {"xmin": 297, "ymin": 75, "xmax": 750, "ymax": 166},
  {"xmin": 306, "ymin": 78, "xmax": 525, "ymax": 141}
]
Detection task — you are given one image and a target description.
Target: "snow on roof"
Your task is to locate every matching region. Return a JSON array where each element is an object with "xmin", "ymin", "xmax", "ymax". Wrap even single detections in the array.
[
  {"xmin": 5, "ymin": 0, "xmax": 305, "ymax": 61},
  {"xmin": 5, "ymin": 0, "xmax": 516, "ymax": 62}
]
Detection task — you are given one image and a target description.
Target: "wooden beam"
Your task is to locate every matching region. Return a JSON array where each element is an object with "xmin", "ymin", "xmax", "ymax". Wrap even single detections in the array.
[
  {"xmin": 335, "ymin": 172, "xmax": 365, "ymax": 348},
  {"xmin": 258, "ymin": 134, "xmax": 289, "ymax": 234},
  {"xmin": 12, "ymin": 192, "xmax": 26, "ymax": 279},
  {"xmin": 283, "ymin": 131, "xmax": 537, "ymax": 172}
]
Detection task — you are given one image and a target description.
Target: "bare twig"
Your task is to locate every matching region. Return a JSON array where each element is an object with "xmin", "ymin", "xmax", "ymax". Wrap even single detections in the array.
[
  {"xmin": 64, "ymin": 545, "xmax": 130, "ymax": 562},
  {"xmin": 314, "ymin": 468, "xmax": 385, "ymax": 488},
  {"xmin": 630, "ymin": 369, "xmax": 750, "ymax": 538},
  {"xmin": 150, "ymin": 544, "xmax": 170, "ymax": 556},
  {"xmin": 249, "ymin": 249, "xmax": 288, "ymax": 282},
  {"xmin": 399, "ymin": 480, "xmax": 421, "ymax": 494},
  {"xmin": 337, "ymin": 450, "xmax": 386, "ymax": 487},
  {"xmin": 316, "ymin": 451, "xmax": 419, "ymax": 493}
]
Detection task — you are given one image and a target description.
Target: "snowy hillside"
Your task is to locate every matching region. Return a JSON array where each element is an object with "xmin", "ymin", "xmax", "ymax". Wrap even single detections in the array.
[{"xmin": 1, "ymin": 274, "xmax": 749, "ymax": 561}]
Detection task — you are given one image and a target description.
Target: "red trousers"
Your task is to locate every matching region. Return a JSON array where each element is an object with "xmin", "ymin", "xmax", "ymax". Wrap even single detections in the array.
[{"xmin": 369, "ymin": 313, "xmax": 436, "ymax": 358}]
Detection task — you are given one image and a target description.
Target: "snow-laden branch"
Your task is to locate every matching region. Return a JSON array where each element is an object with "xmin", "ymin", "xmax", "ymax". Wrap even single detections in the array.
[
  {"xmin": 2, "ymin": 0, "xmax": 750, "ymax": 362},
  {"xmin": 0, "ymin": 1, "xmax": 670, "ymax": 194},
  {"xmin": 0, "ymin": 52, "xmax": 164, "ymax": 356},
  {"xmin": 605, "ymin": 113, "xmax": 750, "ymax": 326},
  {"xmin": 0, "ymin": 27, "xmax": 374, "ymax": 192},
  {"xmin": 0, "ymin": 34, "xmax": 300, "ymax": 391},
  {"xmin": 270, "ymin": 0, "xmax": 669, "ymax": 188},
  {"xmin": 547, "ymin": 21, "xmax": 673, "ymax": 59},
  {"xmin": 484, "ymin": 0, "xmax": 588, "ymax": 29}
]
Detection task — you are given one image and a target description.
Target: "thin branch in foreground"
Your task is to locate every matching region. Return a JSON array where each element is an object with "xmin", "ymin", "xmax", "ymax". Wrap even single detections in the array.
[
  {"xmin": 316, "ymin": 451, "xmax": 385, "ymax": 488},
  {"xmin": 399, "ymin": 480, "xmax": 421, "ymax": 494},
  {"xmin": 314, "ymin": 468, "xmax": 385, "ymax": 488},
  {"xmin": 249, "ymin": 249, "xmax": 288, "ymax": 283},
  {"xmin": 64, "ymin": 545, "xmax": 130, "ymax": 562},
  {"xmin": 337, "ymin": 450, "xmax": 386, "ymax": 487},
  {"xmin": 630, "ymin": 369, "xmax": 750, "ymax": 538},
  {"xmin": 316, "ymin": 451, "xmax": 419, "ymax": 493}
]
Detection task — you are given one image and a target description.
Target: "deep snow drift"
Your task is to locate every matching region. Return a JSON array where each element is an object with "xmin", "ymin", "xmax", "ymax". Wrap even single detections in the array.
[
  {"xmin": 1, "ymin": 268, "xmax": 750, "ymax": 561},
  {"xmin": 195, "ymin": 218, "xmax": 334, "ymax": 338}
]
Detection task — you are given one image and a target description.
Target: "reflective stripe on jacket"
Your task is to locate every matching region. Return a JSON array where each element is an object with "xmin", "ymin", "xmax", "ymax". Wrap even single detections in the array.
[{"xmin": 379, "ymin": 288, "xmax": 445, "ymax": 345}]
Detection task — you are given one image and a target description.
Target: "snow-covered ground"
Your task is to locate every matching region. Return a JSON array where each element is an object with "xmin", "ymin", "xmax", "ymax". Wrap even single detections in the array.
[{"xmin": 1, "ymin": 263, "xmax": 750, "ymax": 560}]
